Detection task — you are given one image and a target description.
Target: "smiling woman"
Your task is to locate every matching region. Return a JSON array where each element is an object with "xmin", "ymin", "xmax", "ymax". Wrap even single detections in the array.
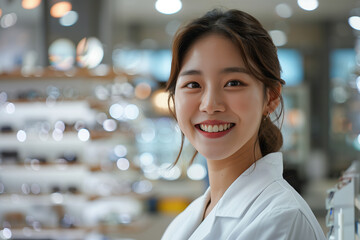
[{"xmin": 162, "ymin": 8, "xmax": 326, "ymax": 240}]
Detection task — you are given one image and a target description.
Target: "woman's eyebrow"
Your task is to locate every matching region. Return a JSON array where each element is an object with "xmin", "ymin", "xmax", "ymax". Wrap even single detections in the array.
[
  {"xmin": 179, "ymin": 67, "xmax": 249, "ymax": 76},
  {"xmin": 221, "ymin": 67, "xmax": 249, "ymax": 74},
  {"xmin": 179, "ymin": 69, "xmax": 202, "ymax": 76}
]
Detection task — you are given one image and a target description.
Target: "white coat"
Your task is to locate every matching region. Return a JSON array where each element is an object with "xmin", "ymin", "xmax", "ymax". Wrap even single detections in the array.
[{"xmin": 162, "ymin": 152, "xmax": 326, "ymax": 240}]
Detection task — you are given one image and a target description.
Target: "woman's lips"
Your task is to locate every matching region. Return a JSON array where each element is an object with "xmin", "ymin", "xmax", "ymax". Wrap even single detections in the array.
[{"xmin": 195, "ymin": 121, "xmax": 235, "ymax": 138}]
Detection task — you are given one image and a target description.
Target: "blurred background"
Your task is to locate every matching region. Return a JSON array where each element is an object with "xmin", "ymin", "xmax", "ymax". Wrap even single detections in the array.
[{"xmin": 0, "ymin": 0, "xmax": 360, "ymax": 239}]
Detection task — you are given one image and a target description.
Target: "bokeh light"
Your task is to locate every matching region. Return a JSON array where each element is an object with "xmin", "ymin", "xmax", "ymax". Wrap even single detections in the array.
[
  {"xmin": 269, "ymin": 30, "xmax": 287, "ymax": 46},
  {"xmin": 5, "ymin": 102, "xmax": 15, "ymax": 114},
  {"xmin": 78, "ymin": 128, "xmax": 90, "ymax": 142},
  {"xmin": 109, "ymin": 103, "xmax": 124, "ymax": 119},
  {"xmin": 49, "ymin": 38, "xmax": 76, "ymax": 71},
  {"xmin": 124, "ymin": 104, "xmax": 140, "ymax": 120},
  {"xmin": 275, "ymin": 3, "xmax": 293, "ymax": 18},
  {"xmin": 0, "ymin": 228, "xmax": 12, "ymax": 239},
  {"xmin": 1, "ymin": 13, "xmax": 17, "ymax": 28},
  {"xmin": 117, "ymin": 158, "xmax": 130, "ymax": 171},
  {"xmin": 51, "ymin": 192, "xmax": 64, "ymax": 204},
  {"xmin": 187, "ymin": 164, "xmax": 207, "ymax": 180},
  {"xmin": 17, "ymin": 130, "xmax": 27, "ymax": 142},
  {"xmin": 77, "ymin": 37, "xmax": 104, "ymax": 69},
  {"xmin": 159, "ymin": 163, "xmax": 181, "ymax": 180},
  {"xmin": 22, "ymin": 0, "xmax": 42, "ymax": 9},
  {"xmin": 50, "ymin": 1, "xmax": 72, "ymax": 18},
  {"xmin": 135, "ymin": 82, "xmax": 152, "ymax": 100},
  {"xmin": 52, "ymin": 129, "xmax": 64, "ymax": 141},
  {"xmin": 152, "ymin": 90, "xmax": 170, "ymax": 113},
  {"xmin": 155, "ymin": 0, "xmax": 182, "ymax": 15},
  {"xmin": 139, "ymin": 152, "xmax": 154, "ymax": 166},
  {"xmin": 349, "ymin": 16, "xmax": 360, "ymax": 31},
  {"xmin": 60, "ymin": 10, "xmax": 78, "ymax": 26},
  {"xmin": 103, "ymin": 119, "xmax": 117, "ymax": 132},
  {"xmin": 114, "ymin": 145, "xmax": 128, "ymax": 158},
  {"xmin": 297, "ymin": 0, "xmax": 318, "ymax": 11}
]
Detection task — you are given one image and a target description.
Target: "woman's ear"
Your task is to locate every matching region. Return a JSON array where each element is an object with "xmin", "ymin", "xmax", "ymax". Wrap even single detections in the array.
[{"xmin": 265, "ymin": 84, "xmax": 282, "ymax": 114}]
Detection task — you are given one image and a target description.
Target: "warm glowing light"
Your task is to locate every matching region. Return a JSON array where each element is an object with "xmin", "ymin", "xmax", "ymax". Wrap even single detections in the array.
[
  {"xmin": 155, "ymin": 0, "xmax": 182, "ymax": 15},
  {"xmin": 0, "ymin": 9, "xmax": 2, "ymax": 17},
  {"xmin": 50, "ymin": 1, "xmax": 72, "ymax": 18},
  {"xmin": 22, "ymin": 0, "xmax": 41, "ymax": 9},
  {"xmin": 287, "ymin": 109, "xmax": 305, "ymax": 127},
  {"xmin": 349, "ymin": 16, "xmax": 360, "ymax": 30},
  {"xmin": 152, "ymin": 90, "xmax": 171, "ymax": 113},
  {"xmin": 135, "ymin": 82, "xmax": 152, "ymax": 100},
  {"xmin": 297, "ymin": 0, "xmax": 318, "ymax": 11}
]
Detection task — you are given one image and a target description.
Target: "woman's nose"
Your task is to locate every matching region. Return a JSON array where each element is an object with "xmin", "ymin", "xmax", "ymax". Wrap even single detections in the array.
[{"xmin": 199, "ymin": 88, "xmax": 225, "ymax": 114}]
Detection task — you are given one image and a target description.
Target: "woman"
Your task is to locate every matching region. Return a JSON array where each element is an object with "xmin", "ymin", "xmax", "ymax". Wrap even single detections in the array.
[{"xmin": 162, "ymin": 9, "xmax": 326, "ymax": 240}]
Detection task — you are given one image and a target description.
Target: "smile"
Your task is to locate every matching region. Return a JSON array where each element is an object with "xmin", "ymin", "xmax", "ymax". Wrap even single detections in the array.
[
  {"xmin": 199, "ymin": 123, "xmax": 234, "ymax": 133},
  {"xmin": 195, "ymin": 121, "xmax": 235, "ymax": 138}
]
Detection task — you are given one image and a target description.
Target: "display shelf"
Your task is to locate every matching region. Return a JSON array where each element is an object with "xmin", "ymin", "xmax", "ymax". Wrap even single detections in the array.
[
  {"xmin": 325, "ymin": 160, "xmax": 359, "ymax": 240},
  {"xmin": 0, "ymin": 192, "xmax": 150, "ymax": 204},
  {"xmin": 0, "ymin": 67, "xmax": 123, "ymax": 81}
]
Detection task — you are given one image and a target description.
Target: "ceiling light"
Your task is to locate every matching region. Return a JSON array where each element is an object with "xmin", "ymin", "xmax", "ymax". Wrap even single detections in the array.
[
  {"xmin": 22, "ymin": 0, "xmax": 42, "ymax": 10},
  {"xmin": 269, "ymin": 30, "xmax": 288, "ymax": 46},
  {"xmin": 275, "ymin": 3, "xmax": 293, "ymax": 18},
  {"xmin": 155, "ymin": 0, "xmax": 182, "ymax": 15},
  {"xmin": 349, "ymin": 16, "xmax": 360, "ymax": 30},
  {"xmin": 297, "ymin": 0, "xmax": 318, "ymax": 11},
  {"xmin": 50, "ymin": 1, "xmax": 72, "ymax": 18}
]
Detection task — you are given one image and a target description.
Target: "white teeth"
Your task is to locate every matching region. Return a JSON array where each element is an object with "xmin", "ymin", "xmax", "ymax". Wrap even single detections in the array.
[{"xmin": 199, "ymin": 124, "xmax": 233, "ymax": 133}]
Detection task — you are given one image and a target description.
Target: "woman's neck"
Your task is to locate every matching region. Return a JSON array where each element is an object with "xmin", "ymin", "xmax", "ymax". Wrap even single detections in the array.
[{"xmin": 205, "ymin": 136, "xmax": 262, "ymax": 214}]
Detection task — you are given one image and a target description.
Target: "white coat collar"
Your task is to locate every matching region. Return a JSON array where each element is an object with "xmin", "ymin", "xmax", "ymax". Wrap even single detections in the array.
[
  {"xmin": 187, "ymin": 152, "xmax": 284, "ymax": 240},
  {"xmin": 210, "ymin": 152, "xmax": 283, "ymax": 218}
]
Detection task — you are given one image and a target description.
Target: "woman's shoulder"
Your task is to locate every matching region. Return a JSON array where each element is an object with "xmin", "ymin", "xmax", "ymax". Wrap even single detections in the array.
[{"xmin": 244, "ymin": 179, "xmax": 326, "ymax": 239}]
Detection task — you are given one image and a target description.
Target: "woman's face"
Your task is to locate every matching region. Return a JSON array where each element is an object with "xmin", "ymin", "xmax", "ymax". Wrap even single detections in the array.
[{"xmin": 174, "ymin": 34, "xmax": 268, "ymax": 161}]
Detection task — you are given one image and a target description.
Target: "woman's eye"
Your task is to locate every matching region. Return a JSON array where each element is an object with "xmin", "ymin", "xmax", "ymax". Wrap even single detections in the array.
[
  {"xmin": 225, "ymin": 80, "xmax": 245, "ymax": 87},
  {"xmin": 186, "ymin": 82, "xmax": 201, "ymax": 88}
]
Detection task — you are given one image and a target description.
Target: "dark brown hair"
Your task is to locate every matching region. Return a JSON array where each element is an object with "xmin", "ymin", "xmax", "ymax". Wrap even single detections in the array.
[{"xmin": 166, "ymin": 9, "xmax": 285, "ymax": 164}]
